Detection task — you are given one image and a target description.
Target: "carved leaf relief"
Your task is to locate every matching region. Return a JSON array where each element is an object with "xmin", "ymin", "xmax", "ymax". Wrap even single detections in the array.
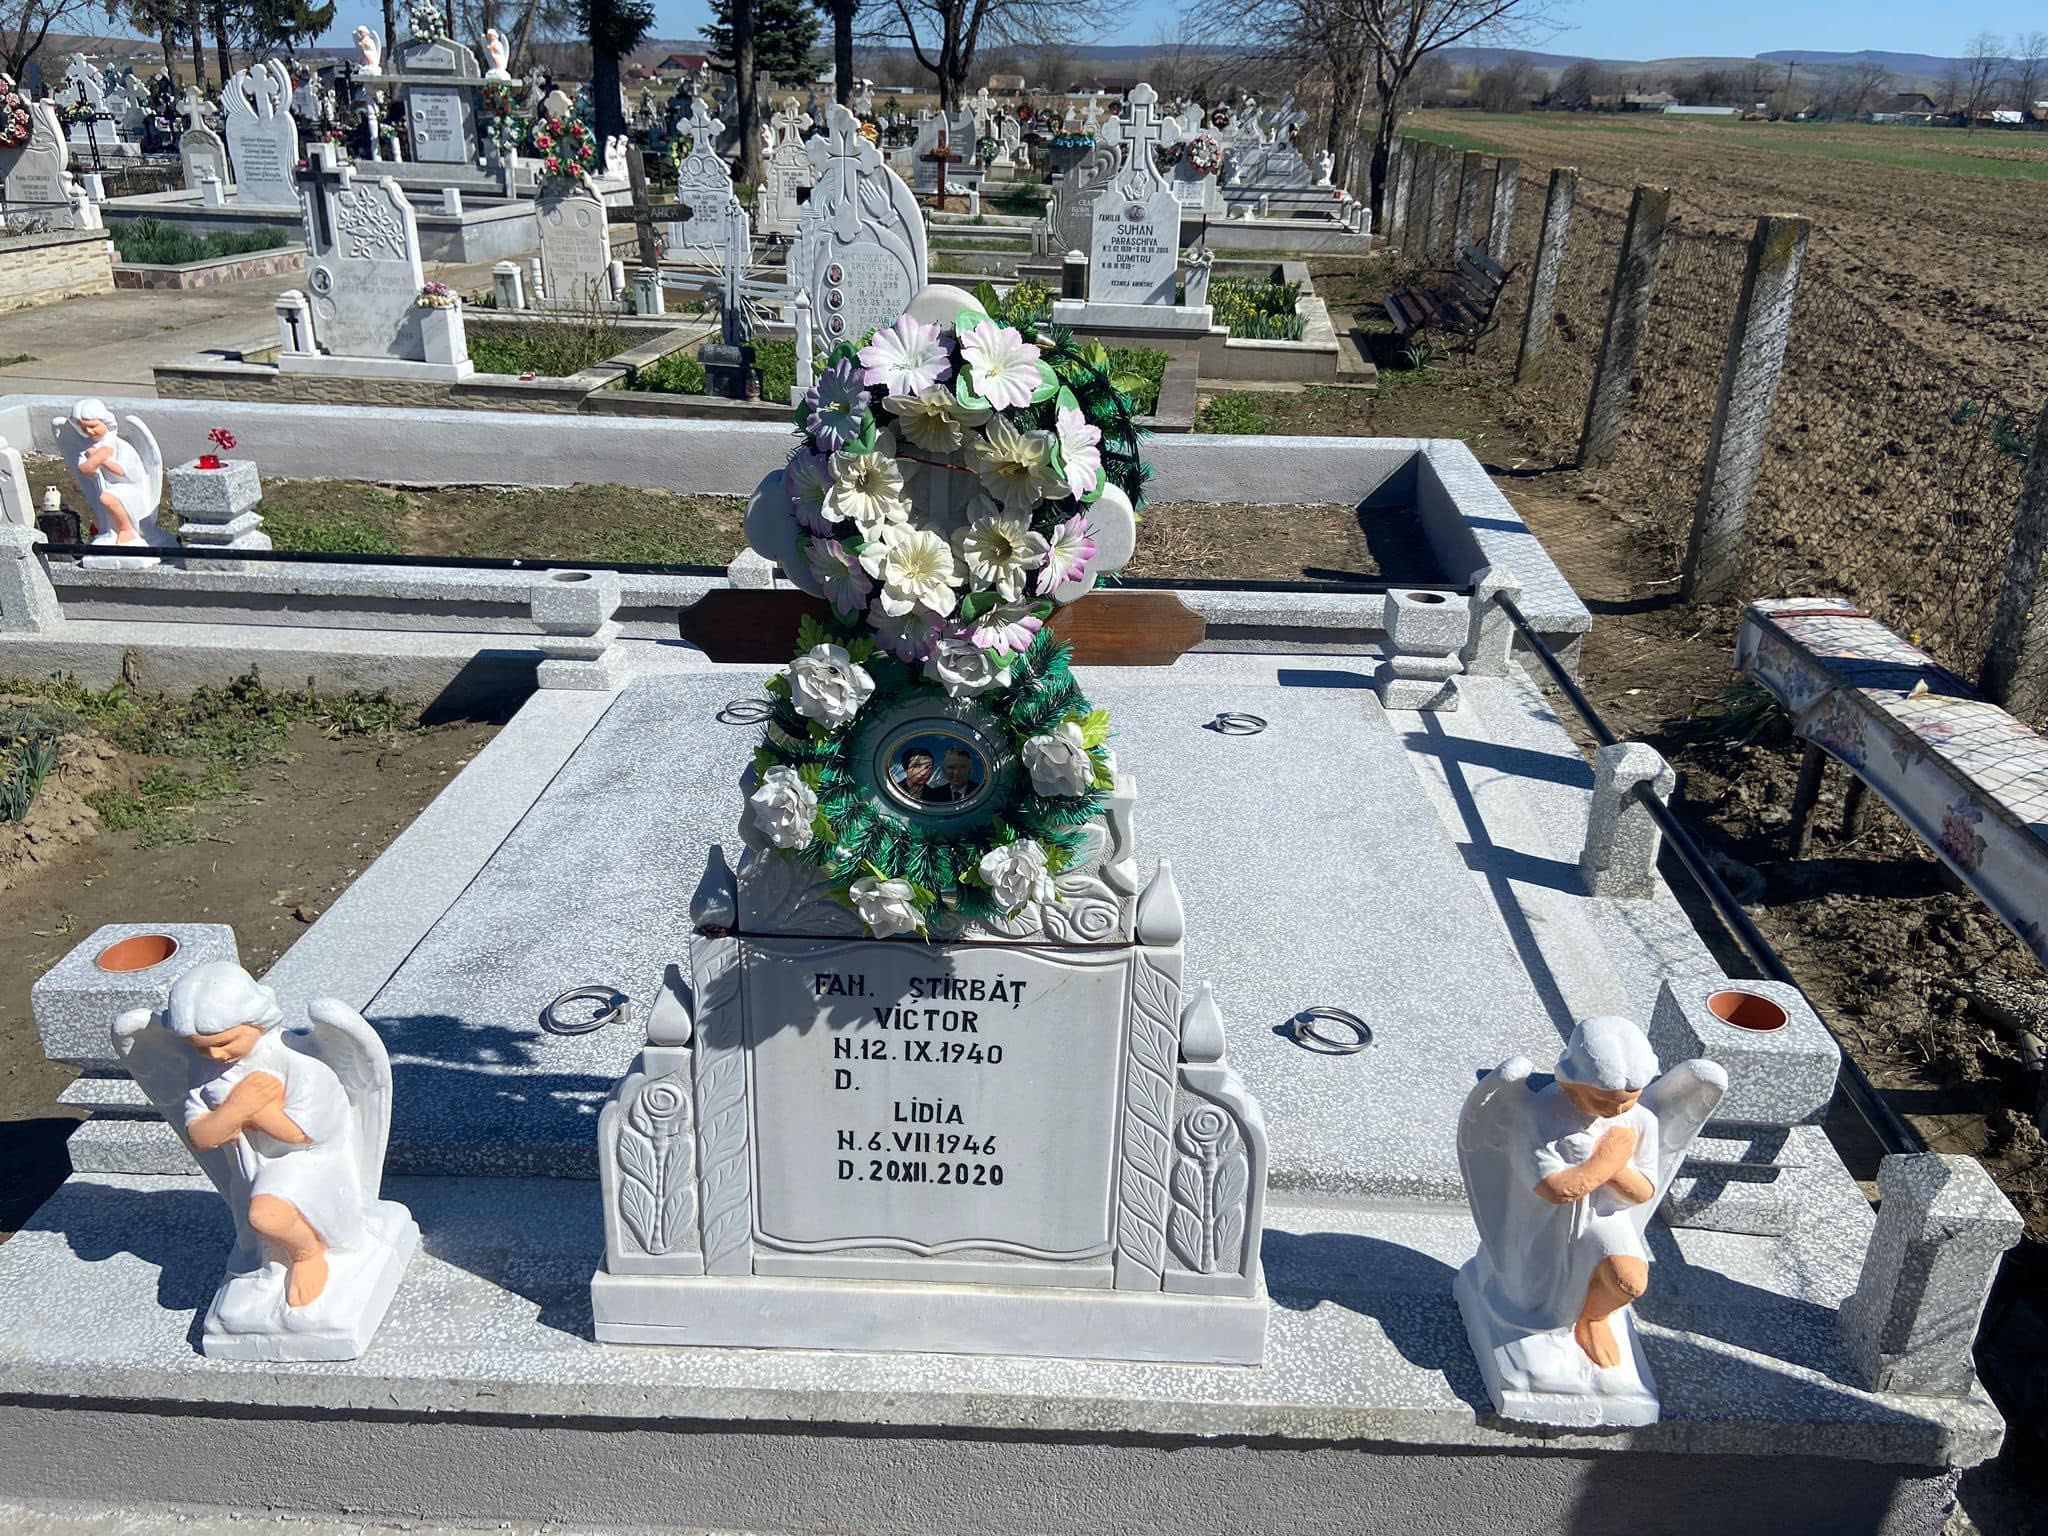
[
  {"xmin": 1167, "ymin": 1103, "xmax": 1249, "ymax": 1275},
  {"xmin": 1115, "ymin": 953, "xmax": 1177, "ymax": 1279}
]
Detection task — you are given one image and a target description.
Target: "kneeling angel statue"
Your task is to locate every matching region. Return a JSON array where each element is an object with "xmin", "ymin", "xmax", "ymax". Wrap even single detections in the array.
[
  {"xmin": 1454, "ymin": 1015, "xmax": 1725, "ymax": 1427},
  {"xmin": 53, "ymin": 399, "xmax": 174, "ymax": 568},
  {"xmin": 114, "ymin": 961, "xmax": 419, "ymax": 1360}
]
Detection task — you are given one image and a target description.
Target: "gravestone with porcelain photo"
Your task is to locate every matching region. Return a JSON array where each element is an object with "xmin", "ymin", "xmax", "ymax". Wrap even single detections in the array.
[
  {"xmin": 535, "ymin": 182, "xmax": 616, "ymax": 307},
  {"xmin": 787, "ymin": 104, "xmax": 927, "ymax": 350}
]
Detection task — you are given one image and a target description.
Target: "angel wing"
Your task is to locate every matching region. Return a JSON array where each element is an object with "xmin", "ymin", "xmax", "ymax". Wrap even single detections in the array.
[
  {"xmin": 111, "ymin": 1008, "xmax": 245, "ymax": 1216},
  {"xmin": 1456, "ymin": 1056, "xmax": 1537, "ymax": 1270},
  {"xmin": 50, "ymin": 415, "xmax": 92, "ymax": 502},
  {"xmin": 1634, "ymin": 1058, "xmax": 1728, "ymax": 1236},
  {"xmin": 287, "ymin": 998, "xmax": 394, "ymax": 1201},
  {"xmin": 125, "ymin": 415, "xmax": 163, "ymax": 508}
]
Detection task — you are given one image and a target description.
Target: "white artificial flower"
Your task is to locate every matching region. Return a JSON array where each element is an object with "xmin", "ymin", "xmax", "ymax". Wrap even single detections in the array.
[
  {"xmin": 954, "ymin": 513, "xmax": 1049, "ymax": 601},
  {"xmin": 959, "ymin": 319, "xmax": 1044, "ymax": 411},
  {"xmin": 788, "ymin": 643, "xmax": 875, "ymax": 728},
  {"xmin": 978, "ymin": 839, "xmax": 1054, "ymax": 913},
  {"xmin": 968, "ymin": 413, "xmax": 1065, "ymax": 514},
  {"xmin": 787, "ymin": 450, "xmax": 835, "ymax": 533},
  {"xmin": 926, "ymin": 632, "xmax": 1011, "ymax": 699},
  {"xmin": 825, "ymin": 444, "xmax": 909, "ymax": 539},
  {"xmin": 861, "ymin": 525, "xmax": 961, "ymax": 618},
  {"xmin": 1023, "ymin": 719, "xmax": 1093, "ymax": 797},
  {"xmin": 1053, "ymin": 404, "xmax": 1103, "ymax": 499},
  {"xmin": 748, "ymin": 765, "xmax": 818, "ymax": 849},
  {"xmin": 850, "ymin": 874, "xmax": 921, "ymax": 937},
  {"xmin": 883, "ymin": 385, "xmax": 984, "ymax": 454},
  {"xmin": 857, "ymin": 314, "xmax": 951, "ymax": 396}
]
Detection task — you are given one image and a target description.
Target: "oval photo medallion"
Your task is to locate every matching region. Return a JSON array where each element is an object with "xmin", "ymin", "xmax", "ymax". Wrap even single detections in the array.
[{"xmin": 875, "ymin": 720, "xmax": 998, "ymax": 820}]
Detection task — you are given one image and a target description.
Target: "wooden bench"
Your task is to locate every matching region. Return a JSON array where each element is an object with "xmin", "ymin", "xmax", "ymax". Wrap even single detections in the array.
[{"xmin": 1384, "ymin": 245, "xmax": 1514, "ymax": 355}]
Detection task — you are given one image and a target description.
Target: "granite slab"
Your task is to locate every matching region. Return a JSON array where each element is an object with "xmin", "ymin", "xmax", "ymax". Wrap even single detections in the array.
[
  {"xmin": 0, "ymin": 1137, "xmax": 2001, "ymax": 1468},
  {"xmin": 360, "ymin": 658, "xmax": 1568, "ymax": 1193}
]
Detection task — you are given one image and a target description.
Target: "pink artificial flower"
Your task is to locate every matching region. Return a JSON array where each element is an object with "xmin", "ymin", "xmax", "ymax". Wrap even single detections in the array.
[
  {"xmin": 858, "ymin": 314, "xmax": 952, "ymax": 396},
  {"xmin": 1036, "ymin": 514, "xmax": 1096, "ymax": 596},
  {"xmin": 970, "ymin": 602, "xmax": 1044, "ymax": 655}
]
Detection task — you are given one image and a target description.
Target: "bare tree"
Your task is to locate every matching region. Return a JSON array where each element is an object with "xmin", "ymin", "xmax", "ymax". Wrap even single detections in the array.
[
  {"xmin": 877, "ymin": 0, "xmax": 1128, "ymax": 109},
  {"xmin": 1475, "ymin": 51, "xmax": 1530, "ymax": 112},
  {"xmin": 1, "ymin": 0, "xmax": 95, "ymax": 78},
  {"xmin": 2013, "ymin": 29, "xmax": 2048, "ymax": 117},
  {"xmin": 1962, "ymin": 31, "xmax": 2005, "ymax": 130}
]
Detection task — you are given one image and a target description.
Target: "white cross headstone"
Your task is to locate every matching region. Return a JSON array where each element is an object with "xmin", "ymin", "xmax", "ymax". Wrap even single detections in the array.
[
  {"xmin": 790, "ymin": 103, "xmax": 927, "ymax": 347},
  {"xmin": 1088, "ymin": 84, "xmax": 1183, "ymax": 306},
  {"xmin": 755, "ymin": 98, "xmax": 814, "ymax": 237},
  {"xmin": 179, "ymin": 123, "xmax": 230, "ymax": 193},
  {"xmin": 223, "ymin": 61, "xmax": 299, "ymax": 206},
  {"xmin": 668, "ymin": 96, "xmax": 744, "ymax": 259},
  {"xmin": 296, "ymin": 142, "xmax": 427, "ymax": 360},
  {"xmin": 176, "ymin": 86, "xmax": 211, "ymax": 134}
]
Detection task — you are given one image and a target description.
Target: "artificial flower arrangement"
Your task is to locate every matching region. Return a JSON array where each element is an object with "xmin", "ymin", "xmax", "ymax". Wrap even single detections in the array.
[
  {"xmin": 527, "ymin": 113, "xmax": 593, "ymax": 182},
  {"xmin": 61, "ymin": 100, "xmax": 96, "ymax": 126},
  {"xmin": 414, "ymin": 280, "xmax": 459, "ymax": 309},
  {"xmin": 746, "ymin": 295, "xmax": 1151, "ymax": 939},
  {"xmin": 197, "ymin": 427, "xmax": 237, "ymax": 470},
  {"xmin": 1049, "ymin": 131, "xmax": 1094, "ymax": 150},
  {"xmin": 1183, "ymin": 131, "xmax": 1224, "ymax": 177},
  {"xmin": 0, "ymin": 75, "xmax": 32, "ymax": 150}
]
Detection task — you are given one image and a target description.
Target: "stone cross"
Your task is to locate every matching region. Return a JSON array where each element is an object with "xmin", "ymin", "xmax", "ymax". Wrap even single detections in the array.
[
  {"xmin": 771, "ymin": 98, "xmax": 811, "ymax": 147},
  {"xmin": 295, "ymin": 146, "xmax": 350, "ymax": 249},
  {"xmin": 177, "ymin": 86, "xmax": 209, "ymax": 134},
  {"xmin": 1101, "ymin": 82, "xmax": 1180, "ymax": 198},
  {"xmin": 684, "ymin": 94, "xmax": 723, "ymax": 152}
]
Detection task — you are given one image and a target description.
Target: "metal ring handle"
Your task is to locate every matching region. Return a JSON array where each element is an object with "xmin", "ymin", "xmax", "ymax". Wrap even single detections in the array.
[
  {"xmin": 1209, "ymin": 711, "xmax": 1268, "ymax": 736},
  {"xmin": 542, "ymin": 985, "xmax": 633, "ymax": 1036},
  {"xmin": 1290, "ymin": 1007, "xmax": 1372, "ymax": 1054},
  {"xmin": 718, "ymin": 698, "xmax": 776, "ymax": 725}
]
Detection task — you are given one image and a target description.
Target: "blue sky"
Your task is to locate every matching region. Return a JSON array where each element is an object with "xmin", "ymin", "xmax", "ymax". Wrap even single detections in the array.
[{"xmin": 317, "ymin": 0, "xmax": 2031, "ymax": 58}]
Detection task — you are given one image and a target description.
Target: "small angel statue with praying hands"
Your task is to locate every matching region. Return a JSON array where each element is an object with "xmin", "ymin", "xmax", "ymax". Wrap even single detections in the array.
[
  {"xmin": 1455, "ymin": 1015, "xmax": 1725, "ymax": 1428},
  {"xmin": 114, "ymin": 961, "xmax": 418, "ymax": 1361}
]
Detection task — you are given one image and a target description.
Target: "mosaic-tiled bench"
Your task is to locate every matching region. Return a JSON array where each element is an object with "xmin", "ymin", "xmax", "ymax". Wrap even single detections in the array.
[{"xmin": 1738, "ymin": 597, "xmax": 2048, "ymax": 964}]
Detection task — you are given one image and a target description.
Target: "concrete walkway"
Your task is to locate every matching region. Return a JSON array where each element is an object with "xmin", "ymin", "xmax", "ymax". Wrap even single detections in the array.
[{"xmin": 0, "ymin": 258, "xmax": 510, "ymax": 399}]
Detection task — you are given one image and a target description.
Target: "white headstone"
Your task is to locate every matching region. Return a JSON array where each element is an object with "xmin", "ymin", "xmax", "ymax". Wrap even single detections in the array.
[
  {"xmin": 1088, "ymin": 85, "xmax": 1182, "ymax": 306},
  {"xmin": 536, "ymin": 184, "xmax": 613, "ymax": 305},
  {"xmin": 296, "ymin": 143, "xmax": 427, "ymax": 360},
  {"xmin": 790, "ymin": 104, "xmax": 928, "ymax": 347},
  {"xmin": 1, "ymin": 101, "xmax": 83, "ymax": 229},
  {"xmin": 223, "ymin": 61, "xmax": 300, "ymax": 206},
  {"xmin": 668, "ymin": 96, "xmax": 744, "ymax": 260},
  {"xmin": 179, "ymin": 124, "xmax": 230, "ymax": 193},
  {"xmin": 754, "ymin": 99, "xmax": 813, "ymax": 237}
]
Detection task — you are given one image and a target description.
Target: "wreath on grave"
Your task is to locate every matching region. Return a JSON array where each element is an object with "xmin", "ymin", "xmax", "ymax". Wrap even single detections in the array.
[
  {"xmin": 480, "ymin": 79, "xmax": 518, "ymax": 119},
  {"xmin": 528, "ymin": 113, "xmax": 593, "ymax": 182},
  {"xmin": 61, "ymin": 100, "xmax": 95, "ymax": 126},
  {"xmin": 1184, "ymin": 131, "xmax": 1223, "ymax": 177},
  {"xmin": 1049, "ymin": 131, "xmax": 1093, "ymax": 150},
  {"xmin": 746, "ymin": 296, "xmax": 1153, "ymax": 937},
  {"xmin": 0, "ymin": 76, "xmax": 29, "ymax": 149}
]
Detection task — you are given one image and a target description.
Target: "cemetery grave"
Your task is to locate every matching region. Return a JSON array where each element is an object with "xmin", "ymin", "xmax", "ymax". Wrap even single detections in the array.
[{"xmin": 0, "ymin": 56, "xmax": 2042, "ymax": 1532}]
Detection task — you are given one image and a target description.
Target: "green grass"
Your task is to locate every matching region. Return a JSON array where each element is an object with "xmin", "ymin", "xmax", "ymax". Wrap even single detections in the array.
[
  {"xmin": 1, "ymin": 674, "xmax": 414, "ymax": 848},
  {"xmin": 467, "ymin": 317, "xmax": 630, "ymax": 378},
  {"xmin": 628, "ymin": 349, "xmax": 708, "ymax": 395},
  {"xmin": 0, "ymin": 352, "xmax": 35, "ymax": 367},
  {"xmin": 624, "ymin": 336, "xmax": 815, "ymax": 403},
  {"xmin": 259, "ymin": 504, "xmax": 404, "ymax": 556},
  {"xmin": 108, "ymin": 218, "xmax": 290, "ymax": 266},
  {"xmin": 1194, "ymin": 392, "xmax": 1270, "ymax": 434}
]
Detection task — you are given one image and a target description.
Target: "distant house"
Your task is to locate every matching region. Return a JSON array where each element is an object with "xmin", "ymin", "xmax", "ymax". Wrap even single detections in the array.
[
  {"xmin": 1069, "ymin": 76, "xmax": 1142, "ymax": 96},
  {"xmin": 1880, "ymin": 91, "xmax": 1936, "ymax": 115},
  {"xmin": 1620, "ymin": 90, "xmax": 1675, "ymax": 111},
  {"xmin": 1665, "ymin": 104, "xmax": 1739, "ymax": 116},
  {"xmin": 654, "ymin": 52, "xmax": 711, "ymax": 78},
  {"xmin": 988, "ymin": 73, "xmax": 1025, "ymax": 94}
]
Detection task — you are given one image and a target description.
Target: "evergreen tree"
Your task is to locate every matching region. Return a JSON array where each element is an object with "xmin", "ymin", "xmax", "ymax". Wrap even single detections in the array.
[
  {"xmin": 577, "ymin": 0, "xmax": 652, "ymax": 145},
  {"xmin": 706, "ymin": 0, "xmax": 818, "ymax": 90}
]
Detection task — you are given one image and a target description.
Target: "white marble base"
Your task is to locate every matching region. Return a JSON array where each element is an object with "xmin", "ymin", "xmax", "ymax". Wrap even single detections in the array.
[
  {"xmin": 1453, "ymin": 1259, "xmax": 1659, "ymax": 1428},
  {"xmin": 1050, "ymin": 299, "xmax": 1216, "ymax": 333},
  {"xmin": 278, "ymin": 353, "xmax": 475, "ymax": 382},
  {"xmin": 591, "ymin": 1269, "xmax": 1269, "ymax": 1365},
  {"xmin": 201, "ymin": 1201, "xmax": 419, "ymax": 1362}
]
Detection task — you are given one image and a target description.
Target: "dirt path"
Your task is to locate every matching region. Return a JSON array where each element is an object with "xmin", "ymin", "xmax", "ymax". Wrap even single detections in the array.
[{"xmin": 0, "ymin": 718, "xmax": 497, "ymax": 1240}]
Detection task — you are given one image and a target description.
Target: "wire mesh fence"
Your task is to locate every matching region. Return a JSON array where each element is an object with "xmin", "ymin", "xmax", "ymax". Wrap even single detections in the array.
[
  {"xmin": 1489, "ymin": 195, "xmax": 1625, "ymax": 465},
  {"xmin": 1743, "ymin": 271, "xmax": 2034, "ymax": 682}
]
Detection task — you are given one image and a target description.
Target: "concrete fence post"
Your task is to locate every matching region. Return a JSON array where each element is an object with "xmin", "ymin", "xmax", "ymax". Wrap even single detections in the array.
[
  {"xmin": 1487, "ymin": 158, "xmax": 1519, "ymax": 265},
  {"xmin": 1451, "ymin": 151, "xmax": 1483, "ymax": 256},
  {"xmin": 1838, "ymin": 1154, "xmax": 2021, "ymax": 1398},
  {"xmin": 1680, "ymin": 214, "xmax": 1812, "ymax": 602},
  {"xmin": 1400, "ymin": 142, "xmax": 1427, "ymax": 254},
  {"xmin": 1424, "ymin": 144, "xmax": 1454, "ymax": 261},
  {"xmin": 0, "ymin": 522, "xmax": 62, "ymax": 634},
  {"xmin": 1577, "ymin": 183, "xmax": 1673, "ymax": 469},
  {"xmin": 1977, "ymin": 401, "xmax": 2048, "ymax": 718},
  {"xmin": 1513, "ymin": 168, "xmax": 1577, "ymax": 387},
  {"xmin": 1579, "ymin": 741, "xmax": 1674, "ymax": 899},
  {"xmin": 1385, "ymin": 138, "xmax": 1410, "ymax": 244}
]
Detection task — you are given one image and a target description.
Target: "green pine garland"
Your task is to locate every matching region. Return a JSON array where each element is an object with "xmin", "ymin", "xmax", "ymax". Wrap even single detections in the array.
[{"xmin": 753, "ymin": 619, "xmax": 1112, "ymax": 927}]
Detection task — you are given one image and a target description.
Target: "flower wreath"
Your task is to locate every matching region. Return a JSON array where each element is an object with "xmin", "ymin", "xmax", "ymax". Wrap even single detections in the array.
[
  {"xmin": 1184, "ymin": 131, "xmax": 1223, "ymax": 177},
  {"xmin": 61, "ymin": 100, "xmax": 96, "ymax": 126},
  {"xmin": 1049, "ymin": 131, "xmax": 1094, "ymax": 150},
  {"xmin": 0, "ymin": 76, "xmax": 31, "ymax": 150},
  {"xmin": 527, "ymin": 113, "xmax": 593, "ymax": 181},
  {"xmin": 746, "ymin": 299, "xmax": 1151, "ymax": 937},
  {"xmin": 480, "ymin": 79, "xmax": 518, "ymax": 119}
]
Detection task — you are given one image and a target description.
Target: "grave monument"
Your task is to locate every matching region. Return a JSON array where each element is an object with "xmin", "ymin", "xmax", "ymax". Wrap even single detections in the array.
[
  {"xmin": 667, "ymin": 96, "xmax": 748, "ymax": 262},
  {"xmin": 754, "ymin": 98, "xmax": 813, "ymax": 238},
  {"xmin": 1, "ymin": 97, "xmax": 96, "ymax": 230},
  {"xmin": 591, "ymin": 282, "xmax": 1265, "ymax": 1359},
  {"xmin": 223, "ymin": 61, "xmax": 300, "ymax": 207},
  {"xmin": 787, "ymin": 104, "xmax": 927, "ymax": 348},
  {"xmin": 535, "ymin": 182, "xmax": 617, "ymax": 306}
]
